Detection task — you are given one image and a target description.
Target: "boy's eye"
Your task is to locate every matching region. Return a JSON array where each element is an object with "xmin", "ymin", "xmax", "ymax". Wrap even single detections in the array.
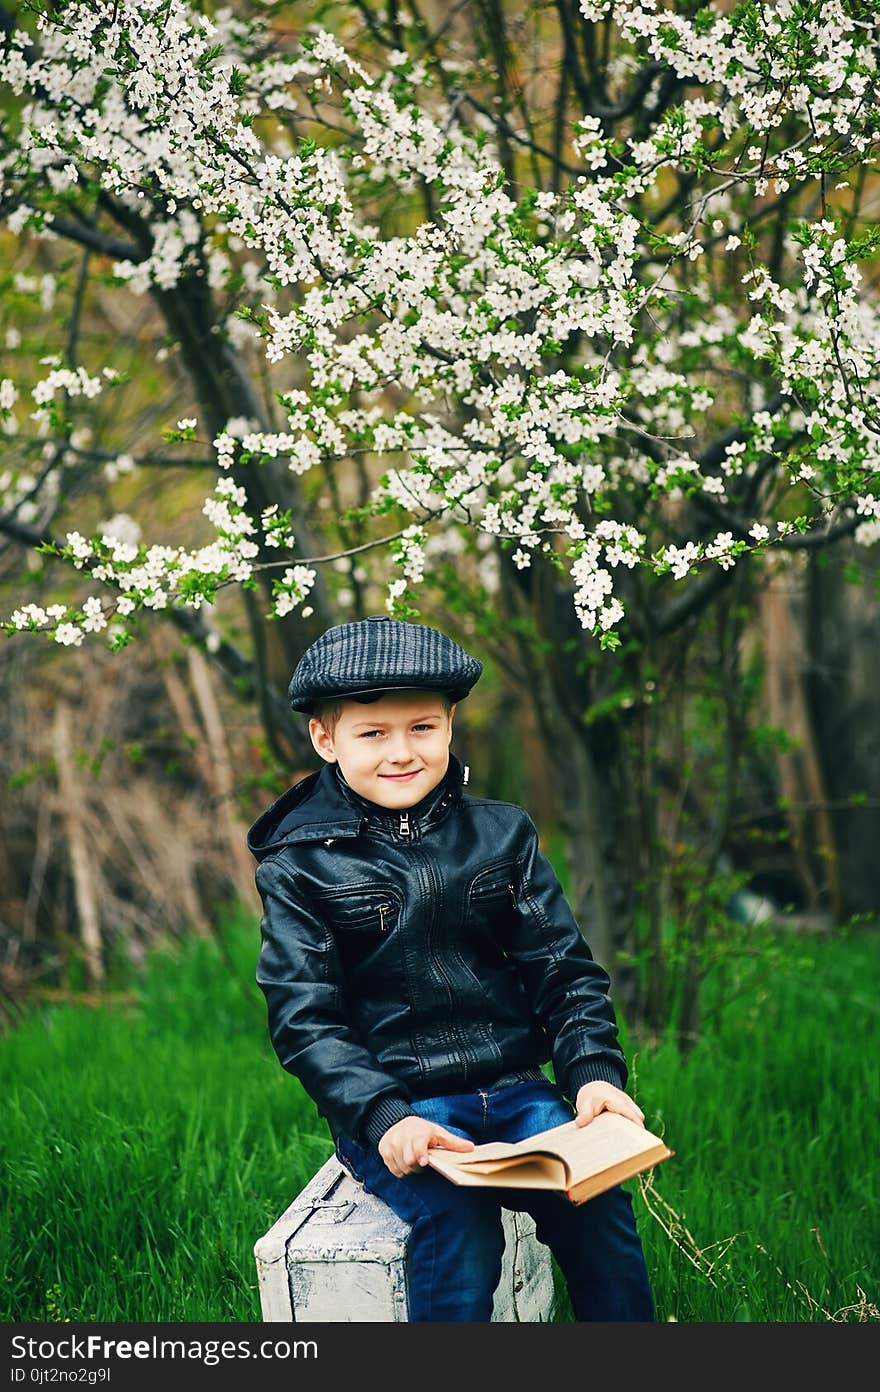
[{"xmin": 357, "ymin": 724, "xmax": 437, "ymax": 738}]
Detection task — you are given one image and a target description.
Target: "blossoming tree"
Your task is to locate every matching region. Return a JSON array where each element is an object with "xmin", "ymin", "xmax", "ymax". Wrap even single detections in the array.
[{"xmin": 1, "ymin": 0, "xmax": 878, "ymax": 1022}]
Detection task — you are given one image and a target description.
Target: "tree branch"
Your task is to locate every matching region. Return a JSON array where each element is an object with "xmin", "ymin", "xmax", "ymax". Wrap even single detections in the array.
[
  {"xmin": 42, "ymin": 215, "xmax": 144, "ymax": 264},
  {"xmin": 0, "ymin": 512, "xmax": 310, "ymax": 761}
]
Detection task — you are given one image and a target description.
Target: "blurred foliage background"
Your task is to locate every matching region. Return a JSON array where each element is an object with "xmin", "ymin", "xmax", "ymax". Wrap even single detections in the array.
[{"xmin": 1, "ymin": 0, "xmax": 878, "ymax": 1047}]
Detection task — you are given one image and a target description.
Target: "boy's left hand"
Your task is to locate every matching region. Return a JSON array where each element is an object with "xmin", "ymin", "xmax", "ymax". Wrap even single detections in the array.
[{"xmin": 574, "ymin": 1081, "xmax": 645, "ymax": 1128}]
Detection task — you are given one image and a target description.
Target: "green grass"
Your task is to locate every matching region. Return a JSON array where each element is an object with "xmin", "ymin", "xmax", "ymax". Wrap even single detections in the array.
[
  {"xmin": 623, "ymin": 926, "xmax": 880, "ymax": 1322},
  {"xmin": 1, "ymin": 910, "xmax": 878, "ymax": 1322}
]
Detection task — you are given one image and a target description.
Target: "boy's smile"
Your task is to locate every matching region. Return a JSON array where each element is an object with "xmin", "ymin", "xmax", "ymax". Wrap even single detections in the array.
[{"xmin": 308, "ymin": 689, "xmax": 455, "ymax": 810}]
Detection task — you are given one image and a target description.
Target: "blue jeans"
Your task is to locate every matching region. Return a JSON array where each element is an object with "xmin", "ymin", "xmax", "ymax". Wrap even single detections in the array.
[{"xmin": 335, "ymin": 1073, "xmax": 655, "ymax": 1322}]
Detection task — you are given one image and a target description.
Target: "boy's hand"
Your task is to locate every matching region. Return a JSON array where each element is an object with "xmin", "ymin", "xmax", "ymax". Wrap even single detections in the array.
[
  {"xmin": 378, "ymin": 1117, "xmax": 475, "ymax": 1177},
  {"xmin": 574, "ymin": 1081, "xmax": 645, "ymax": 1128}
]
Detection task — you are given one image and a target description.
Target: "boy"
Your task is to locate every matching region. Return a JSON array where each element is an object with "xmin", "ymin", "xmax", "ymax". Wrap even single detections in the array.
[{"xmin": 249, "ymin": 615, "xmax": 655, "ymax": 1322}]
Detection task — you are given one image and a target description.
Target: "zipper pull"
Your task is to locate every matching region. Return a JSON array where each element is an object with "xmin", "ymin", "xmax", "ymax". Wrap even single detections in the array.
[
  {"xmin": 379, "ymin": 904, "xmax": 387, "ymax": 934},
  {"xmin": 399, "ymin": 811, "xmax": 411, "ymax": 838}
]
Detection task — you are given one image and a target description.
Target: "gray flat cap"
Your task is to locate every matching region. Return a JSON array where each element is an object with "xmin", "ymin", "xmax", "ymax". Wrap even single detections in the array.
[{"xmin": 288, "ymin": 615, "xmax": 483, "ymax": 714}]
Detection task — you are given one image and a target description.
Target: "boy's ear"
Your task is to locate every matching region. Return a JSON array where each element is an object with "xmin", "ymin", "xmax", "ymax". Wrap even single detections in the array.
[
  {"xmin": 446, "ymin": 702, "xmax": 456, "ymax": 740},
  {"xmin": 309, "ymin": 717, "xmax": 337, "ymax": 763}
]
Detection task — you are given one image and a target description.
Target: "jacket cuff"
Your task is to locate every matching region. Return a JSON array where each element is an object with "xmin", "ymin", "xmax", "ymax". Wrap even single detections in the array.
[
  {"xmin": 565, "ymin": 1058, "xmax": 627, "ymax": 1099},
  {"xmin": 362, "ymin": 1094, "xmax": 417, "ymax": 1148}
]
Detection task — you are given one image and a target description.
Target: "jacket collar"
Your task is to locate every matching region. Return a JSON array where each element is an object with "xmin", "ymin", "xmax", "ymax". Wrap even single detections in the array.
[
  {"xmin": 247, "ymin": 753, "xmax": 467, "ymax": 858},
  {"xmin": 332, "ymin": 754, "xmax": 466, "ymax": 837}
]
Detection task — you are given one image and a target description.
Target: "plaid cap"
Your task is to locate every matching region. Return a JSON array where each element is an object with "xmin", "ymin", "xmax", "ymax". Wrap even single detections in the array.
[{"xmin": 288, "ymin": 616, "xmax": 483, "ymax": 714}]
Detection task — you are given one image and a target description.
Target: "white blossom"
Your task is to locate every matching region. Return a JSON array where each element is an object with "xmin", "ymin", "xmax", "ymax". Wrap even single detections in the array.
[{"xmin": 0, "ymin": 0, "xmax": 877, "ymax": 647}]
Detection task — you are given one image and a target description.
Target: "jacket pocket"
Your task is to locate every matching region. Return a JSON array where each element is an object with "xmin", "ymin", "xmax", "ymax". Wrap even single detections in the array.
[
  {"xmin": 314, "ymin": 884, "xmax": 403, "ymax": 937},
  {"xmin": 466, "ymin": 860, "xmax": 517, "ymax": 911}
]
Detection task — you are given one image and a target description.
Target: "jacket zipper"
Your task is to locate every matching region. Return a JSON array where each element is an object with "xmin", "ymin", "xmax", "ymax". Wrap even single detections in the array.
[
  {"xmin": 399, "ymin": 811, "xmax": 411, "ymax": 838},
  {"xmin": 421, "ymin": 848, "xmax": 474, "ymax": 1082}
]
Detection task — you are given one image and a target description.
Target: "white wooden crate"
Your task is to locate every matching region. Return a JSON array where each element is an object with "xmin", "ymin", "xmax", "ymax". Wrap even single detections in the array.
[{"xmin": 254, "ymin": 1155, "xmax": 556, "ymax": 1322}]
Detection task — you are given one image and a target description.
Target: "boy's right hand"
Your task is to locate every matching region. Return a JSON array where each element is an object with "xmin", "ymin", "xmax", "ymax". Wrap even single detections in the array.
[{"xmin": 378, "ymin": 1117, "xmax": 474, "ymax": 1177}]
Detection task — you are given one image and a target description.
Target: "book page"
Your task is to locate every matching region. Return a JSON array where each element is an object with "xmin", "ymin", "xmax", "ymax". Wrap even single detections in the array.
[
  {"xmin": 568, "ymin": 1147, "xmax": 672, "ymax": 1204},
  {"xmin": 427, "ymin": 1149, "xmax": 568, "ymax": 1189},
  {"xmin": 433, "ymin": 1112, "xmax": 667, "ymax": 1185},
  {"xmin": 546, "ymin": 1113, "xmax": 667, "ymax": 1178},
  {"xmin": 437, "ymin": 1120, "xmax": 578, "ymax": 1167}
]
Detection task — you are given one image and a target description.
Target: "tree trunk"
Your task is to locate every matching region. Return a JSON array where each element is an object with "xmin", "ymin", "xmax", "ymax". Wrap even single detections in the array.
[
  {"xmin": 804, "ymin": 542, "xmax": 880, "ymax": 919},
  {"xmin": 53, "ymin": 700, "xmax": 104, "ymax": 985},
  {"xmin": 755, "ymin": 576, "xmax": 841, "ymax": 919},
  {"xmin": 153, "ymin": 274, "xmax": 335, "ymax": 694},
  {"xmin": 498, "ymin": 556, "xmax": 642, "ymax": 1017}
]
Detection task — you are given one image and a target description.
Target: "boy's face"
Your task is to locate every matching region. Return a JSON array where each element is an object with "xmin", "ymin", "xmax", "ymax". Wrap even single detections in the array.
[{"xmin": 308, "ymin": 689, "xmax": 455, "ymax": 810}]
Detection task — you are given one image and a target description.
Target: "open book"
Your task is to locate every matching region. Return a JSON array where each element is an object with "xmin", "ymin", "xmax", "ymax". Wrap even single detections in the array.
[{"xmin": 426, "ymin": 1111, "xmax": 673, "ymax": 1205}]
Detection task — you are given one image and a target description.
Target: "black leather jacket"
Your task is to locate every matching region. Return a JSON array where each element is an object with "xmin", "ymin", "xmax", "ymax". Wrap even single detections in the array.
[{"xmin": 248, "ymin": 753, "xmax": 627, "ymax": 1148}]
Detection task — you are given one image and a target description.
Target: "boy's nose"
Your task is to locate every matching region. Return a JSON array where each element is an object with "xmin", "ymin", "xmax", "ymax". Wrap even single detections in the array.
[{"xmin": 385, "ymin": 735, "xmax": 417, "ymax": 764}]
